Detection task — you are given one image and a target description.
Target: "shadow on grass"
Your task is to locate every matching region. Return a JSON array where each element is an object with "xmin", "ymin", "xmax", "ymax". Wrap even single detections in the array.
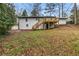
[{"xmin": 0, "ymin": 32, "xmax": 11, "ymax": 42}]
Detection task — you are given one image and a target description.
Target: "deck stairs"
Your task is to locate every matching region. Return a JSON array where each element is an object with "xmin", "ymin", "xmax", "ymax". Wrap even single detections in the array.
[{"xmin": 32, "ymin": 20, "xmax": 44, "ymax": 29}]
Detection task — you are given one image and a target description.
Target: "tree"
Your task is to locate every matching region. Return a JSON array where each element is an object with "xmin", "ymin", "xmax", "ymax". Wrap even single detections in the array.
[
  {"xmin": 31, "ymin": 8, "xmax": 39, "ymax": 16},
  {"xmin": 44, "ymin": 3, "xmax": 58, "ymax": 16},
  {"xmin": 31, "ymin": 3, "xmax": 41, "ymax": 16},
  {"xmin": 70, "ymin": 3, "xmax": 78, "ymax": 24},
  {"xmin": 0, "ymin": 3, "xmax": 16, "ymax": 35},
  {"xmin": 22, "ymin": 9, "xmax": 28, "ymax": 16}
]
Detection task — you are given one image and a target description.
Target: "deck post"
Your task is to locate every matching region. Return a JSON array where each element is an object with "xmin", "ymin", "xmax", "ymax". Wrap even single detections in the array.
[{"xmin": 48, "ymin": 22, "xmax": 50, "ymax": 29}]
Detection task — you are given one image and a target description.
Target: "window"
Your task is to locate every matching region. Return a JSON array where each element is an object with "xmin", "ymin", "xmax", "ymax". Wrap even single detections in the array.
[
  {"xmin": 25, "ymin": 19, "xmax": 28, "ymax": 22},
  {"xmin": 26, "ymin": 24, "xmax": 28, "ymax": 27}
]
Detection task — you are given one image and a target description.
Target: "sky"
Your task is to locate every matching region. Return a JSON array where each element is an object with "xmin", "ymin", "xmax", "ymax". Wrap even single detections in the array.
[
  {"xmin": 14, "ymin": 3, "xmax": 33, "ymax": 16},
  {"xmin": 14, "ymin": 3, "xmax": 74, "ymax": 17}
]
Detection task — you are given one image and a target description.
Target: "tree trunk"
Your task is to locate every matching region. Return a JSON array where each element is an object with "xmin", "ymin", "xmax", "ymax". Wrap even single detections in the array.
[
  {"xmin": 74, "ymin": 3, "xmax": 77, "ymax": 24},
  {"xmin": 62, "ymin": 3, "xmax": 64, "ymax": 17}
]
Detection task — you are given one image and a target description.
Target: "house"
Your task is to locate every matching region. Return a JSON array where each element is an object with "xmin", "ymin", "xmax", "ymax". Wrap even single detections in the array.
[
  {"xmin": 16, "ymin": 16, "xmax": 58, "ymax": 30},
  {"xmin": 58, "ymin": 17, "xmax": 68, "ymax": 25},
  {"xmin": 12, "ymin": 16, "xmax": 69, "ymax": 30}
]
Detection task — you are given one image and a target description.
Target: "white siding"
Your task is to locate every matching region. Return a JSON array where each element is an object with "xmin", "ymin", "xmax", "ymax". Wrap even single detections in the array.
[
  {"xmin": 27, "ymin": 18, "xmax": 38, "ymax": 29},
  {"xmin": 19, "ymin": 18, "xmax": 39, "ymax": 29},
  {"xmin": 59, "ymin": 20, "xmax": 66, "ymax": 24},
  {"xmin": 11, "ymin": 25, "xmax": 18, "ymax": 30}
]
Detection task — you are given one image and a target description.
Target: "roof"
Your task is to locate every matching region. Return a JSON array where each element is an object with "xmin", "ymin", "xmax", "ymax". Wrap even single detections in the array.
[
  {"xmin": 18, "ymin": 16, "xmax": 56, "ymax": 18},
  {"xmin": 59, "ymin": 17, "xmax": 68, "ymax": 19}
]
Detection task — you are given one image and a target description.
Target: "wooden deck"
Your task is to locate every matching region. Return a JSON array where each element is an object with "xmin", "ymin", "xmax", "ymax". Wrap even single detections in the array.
[{"xmin": 43, "ymin": 20, "xmax": 58, "ymax": 23}]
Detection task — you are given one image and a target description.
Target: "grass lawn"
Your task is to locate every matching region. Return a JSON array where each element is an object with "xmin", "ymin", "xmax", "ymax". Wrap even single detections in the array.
[{"xmin": 1, "ymin": 25, "xmax": 79, "ymax": 56}]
